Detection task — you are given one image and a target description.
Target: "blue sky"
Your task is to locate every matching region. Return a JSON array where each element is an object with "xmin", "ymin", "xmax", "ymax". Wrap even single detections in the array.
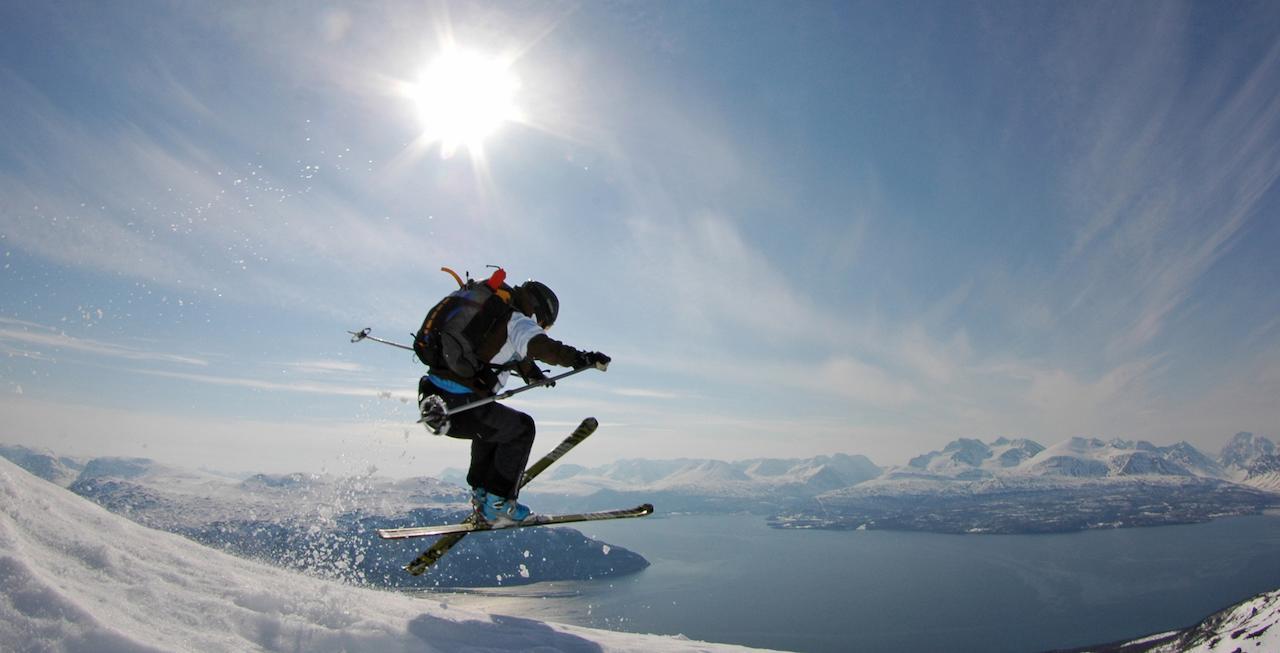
[{"xmin": 2, "ymin": 1, "xmax": 1279, "ymax": 476}]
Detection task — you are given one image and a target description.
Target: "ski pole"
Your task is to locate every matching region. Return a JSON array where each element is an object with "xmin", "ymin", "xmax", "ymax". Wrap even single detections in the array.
[
  {"xmin": 351, "ymin": 327, "xmax": 607, "ymax": 422},
  {"xmin": 348, "ymin": 327, "xmax": 414, "ymax": 352},
  {"xmin": 440, "ymin": 364, "xmax": 603, "ymax": 417}
]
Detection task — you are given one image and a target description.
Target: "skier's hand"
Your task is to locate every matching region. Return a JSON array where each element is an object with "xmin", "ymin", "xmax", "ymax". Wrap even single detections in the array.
[
  {"xmin": 531, "ymin": 367, "xmax": 555, "ymax": 388},
  {"xmin": 519, "ymin": 359, "xmax": 555, "ymax": 387},
  {"xmin": 575, "ymin": 351, "xmax": 611, "ymax": 371}
]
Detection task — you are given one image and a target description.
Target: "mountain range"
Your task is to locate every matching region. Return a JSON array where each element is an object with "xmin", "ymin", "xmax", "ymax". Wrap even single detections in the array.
[
  {"xmin": 0, "ymin": 444, "xmax": 647, "ymax": 589},
  {"xmin": 3, "ymin": 431, "xmax": 1278, "ymax": 583},
  {"xmin": 506, "ymin": 432, "xmax": 1280, "ymax": 533},
  {"xmin": 775, "ymin": 433, "xmax": 1280, "ymax": 534}
]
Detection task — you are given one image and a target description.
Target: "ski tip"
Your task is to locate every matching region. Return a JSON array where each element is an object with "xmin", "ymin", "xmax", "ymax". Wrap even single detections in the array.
[
  {"xmin": 582, "ymin": 417, "xmax": 598, "ymax": 428},
  {"xmin": 640, "ymin": 503, "xmax": 655, "ymax": 515}
]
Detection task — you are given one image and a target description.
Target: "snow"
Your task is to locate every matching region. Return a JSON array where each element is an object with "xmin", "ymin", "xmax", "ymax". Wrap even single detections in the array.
[
  {"xmin": 0, "ymin": 457, "xmax": 764, "ymax": 652},
  {"xmin": 1178, "ymin": 590, "xmax": 1280, "ymax": 652},
  {"xmin": 1108, "ymin": 589, "xmax": 1280, "ymax": 652},
  {"xmin": 529, "ymin": 454, "xmax": 880, "ymax": 498}
]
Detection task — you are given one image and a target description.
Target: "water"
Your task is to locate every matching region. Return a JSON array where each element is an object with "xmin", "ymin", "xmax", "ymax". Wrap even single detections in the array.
[{"xmin": 427, "ymin": 513, "xmax": 1280, "ymax": 652}]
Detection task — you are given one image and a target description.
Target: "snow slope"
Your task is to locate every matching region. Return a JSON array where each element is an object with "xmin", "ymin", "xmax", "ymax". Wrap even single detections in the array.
[
  {"xmin": 1085, "ymin": 588, "xmax": 1280, "ymax": 652},
  {"xmin": 0, "ymin": 457, "xmax": 762, "ymax": 652}
]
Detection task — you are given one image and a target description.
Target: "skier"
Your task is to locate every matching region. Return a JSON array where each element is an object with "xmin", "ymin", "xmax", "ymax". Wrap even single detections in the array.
[{"xmin": 418, "ymin": 279, "xmax": 610, "ymax": 527}]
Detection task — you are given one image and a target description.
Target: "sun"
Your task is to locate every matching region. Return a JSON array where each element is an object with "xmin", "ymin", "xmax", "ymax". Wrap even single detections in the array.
[{"xmin": 408, "ymin": 47, "xmax": 521, "ymax": 159}]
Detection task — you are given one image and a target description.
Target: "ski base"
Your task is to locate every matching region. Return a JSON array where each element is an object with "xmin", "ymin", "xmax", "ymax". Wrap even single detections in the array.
[{"xmin": 380, "ymin": 504, "xmax": 655, "ymax": 540}]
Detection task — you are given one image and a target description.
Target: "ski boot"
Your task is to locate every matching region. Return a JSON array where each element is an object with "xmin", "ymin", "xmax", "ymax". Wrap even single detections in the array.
[
  {"xmin": 469, "ymin": 486, "xmax": 487, "ymax": 512},
  {"xmin": 476, "ymin": 493, "xmax": 537, "ymax": 528}
]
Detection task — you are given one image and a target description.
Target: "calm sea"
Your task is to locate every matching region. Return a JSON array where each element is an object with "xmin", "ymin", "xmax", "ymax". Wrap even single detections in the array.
[{"xmin": 425, "ymin": 512, "xmax": 1280, "ymax": 652}]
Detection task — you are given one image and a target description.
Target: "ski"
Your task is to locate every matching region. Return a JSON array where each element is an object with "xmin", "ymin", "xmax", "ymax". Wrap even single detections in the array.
[
  {"xmin": 520, "ymin": 417, "xmax": 599, "ymax": 484},
  {"xmin": 380, "ymin": 504, "xmax": 655, "ymax": 540},
  {"xmin": 401, "ymin": 417, "xmax": 599, "ymax": 575}
]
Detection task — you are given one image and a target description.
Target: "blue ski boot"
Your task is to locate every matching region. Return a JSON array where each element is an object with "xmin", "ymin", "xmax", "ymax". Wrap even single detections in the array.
[
  {"xmin": 477, "ymin": 492, "xmax": 535, "ymax": 528},
  {"xmin": 469, "ymin": 486, "xmax": 487, "ymax": 513}
]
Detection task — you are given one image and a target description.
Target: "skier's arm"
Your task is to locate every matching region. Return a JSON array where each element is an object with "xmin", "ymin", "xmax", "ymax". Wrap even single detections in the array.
[
  {"xmin": 526, "ymin": 333, "xmax": 583, "ymax": 368},
  {"xmin": 527, "ymin": 334, "xmax": 611, "ymax": 369}
]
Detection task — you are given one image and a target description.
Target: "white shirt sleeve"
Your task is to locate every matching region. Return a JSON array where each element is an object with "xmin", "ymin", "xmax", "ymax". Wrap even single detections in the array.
[
  {"xmin": 485, "ymin": 313, "xmax": 545, "ymax": 393},
  {"xmin": 490, "ymin": 312, "xmax": 544, "ymax": 367}
]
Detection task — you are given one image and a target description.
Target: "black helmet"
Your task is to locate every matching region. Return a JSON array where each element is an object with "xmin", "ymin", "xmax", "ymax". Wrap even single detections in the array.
[{"xmin": 520, "ymin": 281, "xmax": 559, "ymax": 328}]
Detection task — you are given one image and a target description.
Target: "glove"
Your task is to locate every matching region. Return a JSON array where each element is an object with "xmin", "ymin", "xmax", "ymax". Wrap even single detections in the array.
[
  {"xmin": 574, "ymin": 351, "xmax": 611, "ymax": 370},
  {"xmin": 517, "ymin": 359, "xmax": 555, "ymax": 387}
]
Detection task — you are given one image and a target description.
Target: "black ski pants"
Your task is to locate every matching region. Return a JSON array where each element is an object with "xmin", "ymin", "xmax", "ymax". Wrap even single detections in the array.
[{"xmin": 420, "ymin": 376, "xmax": 536, "ymax": 500}]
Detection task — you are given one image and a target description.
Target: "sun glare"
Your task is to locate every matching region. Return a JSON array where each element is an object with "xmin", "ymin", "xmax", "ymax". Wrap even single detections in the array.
[{"xmin": 409, "ymin": 48, "xmax": 521, "ymax": 158}]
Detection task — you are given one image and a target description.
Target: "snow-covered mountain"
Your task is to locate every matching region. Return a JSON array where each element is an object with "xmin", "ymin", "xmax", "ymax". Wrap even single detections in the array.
[
  {"xmin": 888, "ymin": 436, "xmax": 1255, "ymax": 483},
  {"xmin": 7, "ymin": 430, "xmax": 1276, "ymax": 549},
  {"xmin": 0, "ymin": 446, "xmax": 648, "ymax": 589},
  {"xmin": 904, "ymin": 437, "xmax": 1045, "ymax": 478},
  {"xmin": 1160, "ymin": 441, "xmax": 1228, "ymax": 478},
  {"xmin": 0, "ymin": 456, "xmax": 761, "ymax": 653},
  {"xmin": 1219, "ymin": 431, "xmax": 1276, "ymax": 471},
  {"xmin": 1019, "ymin": 437, "xmax": 1196, "ymax": 478},
  {"xmin": 515, "ymin": 453, "xmax": 882, "ymax": 511},
  {"xmin": 773, "ymin": 435, "xmax": 1280, "ymax": 535},
  {"xmin": 1080, "ymin": 588, "xmax": 1280, "ymax": 652},
  {"xmin": 1219, "ymin": 432, "xmax": 1280, "ymax": 491},
  {"xmin": 0, "ymin": 443, "xmax": 84, "ymax": 486},
  {"xmin": 1240, "ymin": 454, "xmax": 1280, "ymax": 493}
]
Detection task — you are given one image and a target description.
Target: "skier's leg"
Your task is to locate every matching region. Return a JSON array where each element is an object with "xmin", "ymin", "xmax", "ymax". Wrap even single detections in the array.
[
  {"xmin": 420, "ymin": 376, "xmax": 537, "ymax": 518},
  {"xmin": 467, "ymin": 438, "xmax": 495, "ymax": 491},
  {"xmin": 454, "ymin": 401, "xmax": 535, "ymax": 500}
]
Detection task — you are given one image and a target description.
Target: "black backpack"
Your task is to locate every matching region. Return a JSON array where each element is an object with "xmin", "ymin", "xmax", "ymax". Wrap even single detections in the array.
[{"xmin": 414, "ymin": 268, "xmax": 514, "ymax": 390}]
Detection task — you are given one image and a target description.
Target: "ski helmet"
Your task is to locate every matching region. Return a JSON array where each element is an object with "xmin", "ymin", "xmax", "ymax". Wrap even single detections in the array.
[{"xmin": 520, "ymin": 281, "xmax": 559, "ymax": 328}]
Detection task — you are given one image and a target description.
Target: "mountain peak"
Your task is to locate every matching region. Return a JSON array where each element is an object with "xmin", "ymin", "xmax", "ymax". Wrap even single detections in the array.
[{"xmin": 1220, "ymin": 432, "xmax": 1277, "ymax": 470}]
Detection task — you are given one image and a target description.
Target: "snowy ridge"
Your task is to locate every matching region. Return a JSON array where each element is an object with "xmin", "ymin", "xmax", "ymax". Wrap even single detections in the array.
[
  {"xmin": 1219, "ymin": 432, "xmax": 1280, "ymax": 491},
  {"xmin": 1242, "ymin": 456, "xmax": 1280, "ymax": 493},
  {"xmin": 0, "ymin": 444, "xmax": 84, "ymax": 486},
  {"xmin": 1220, "ymin": 432, "xmax": 1276, "ymax": 473},
  {"xmin": 0, "ymin": 456, "xmax": 763, "ymax": 652},
  {"xmin": 509, "ymin": 434, "xmax": 1280, "ymax": 529},
  {"xmin": 522, "ymin": 453, "xmax": 881, "ymax": 499},
  {"xmin": 1078, "ymin": 588, "xmax": 1280, "ymax": 652},
  {"xmin": 1021, "ymin": 437, "xmax": 1195, "ymax": 478},
  {"xmin": 0, "ymin": 448, "xmax": 648, "ymax": 589},
  {"xmin": 775, "ymin": 435, "xmax": 1280, "ymax": 535},
  {"xmin": 906, "ymin": 437, "xmax": 1045, "ymax": 478},
  {"xmin": 66, "ymin": 457, "xmax": 469, "ymax": 531},
  {"xmin": 879, "ymin": 435, "xmax": 1278, "ymax": 485}
]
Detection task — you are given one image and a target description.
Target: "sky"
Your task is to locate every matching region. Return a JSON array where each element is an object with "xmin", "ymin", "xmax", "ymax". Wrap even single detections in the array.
[{"xmin": 1, "ymin": 0, "xmax": 1279, "ymax": 477}]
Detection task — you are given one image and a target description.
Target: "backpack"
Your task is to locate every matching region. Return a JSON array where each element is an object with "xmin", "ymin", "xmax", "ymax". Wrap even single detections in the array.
[{"xmin": 414, "ymin": 267, "xmax": 514, "ymax": 390}]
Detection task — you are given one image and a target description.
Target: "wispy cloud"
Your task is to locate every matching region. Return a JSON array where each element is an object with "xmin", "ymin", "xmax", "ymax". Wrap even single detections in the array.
[
  {"xmin": 134, "ymin": 368, "xmax": 404, "ymax": 400},
  {"xmin": 282, "ymin": 359, "xmax": 369, "ymax": 375},
  {"xmin": 1048, "ymin": 7, "xmax": 1280, "ymax": 356},
  {"xmin": 0, "ymin": 62, "xmax": 456, "ymax": 326},
  {"xmin": 608, "ymin": 386, "xmax": 684, "ymax": 400},
  {"xmin": 0, "ymin": 317, "xmax": 208, "ymax": 366}
]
